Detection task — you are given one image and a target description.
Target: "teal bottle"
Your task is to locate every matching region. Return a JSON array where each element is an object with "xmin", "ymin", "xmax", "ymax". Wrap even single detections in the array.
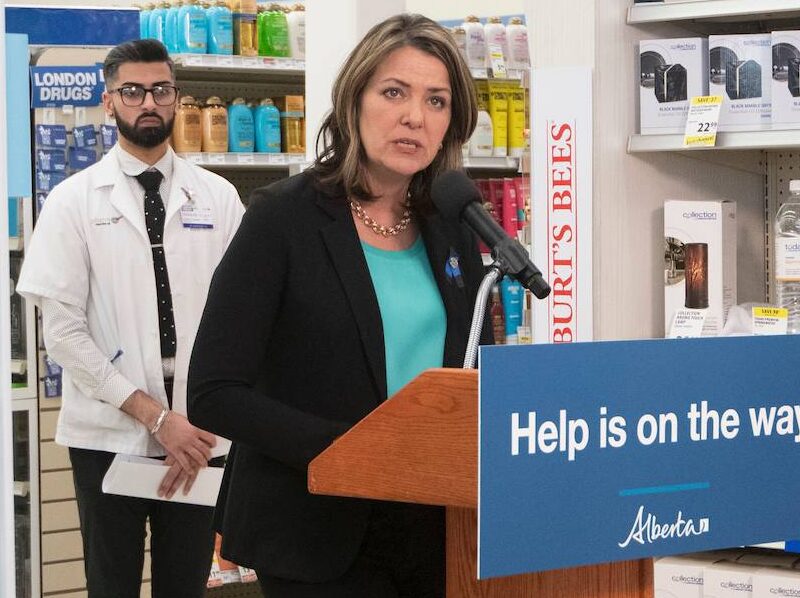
[
  {"xmin": 139, "ymin": 4, "xmax": 152, "ymax": 39},
  {"xmin": 227, "ymin": 98, "xmax": 255, "ymax": 152},
  {"xmin": 254, "ymin": 98, "xmax": 281, "ymax": 153},
  {"xmin": 177, "ymin": 0, "xmax": 208, "ymax": 54},
  {"xmin": 148, "ymin": 2, "xmax": 169, "ymax": 43},
  {"xmin": 164, "ymin": 0, "xmax": 182, "ymax": 53},
  {"xmin": 207, "ymin": 0, "xmax": 233, "ymax": 55}
]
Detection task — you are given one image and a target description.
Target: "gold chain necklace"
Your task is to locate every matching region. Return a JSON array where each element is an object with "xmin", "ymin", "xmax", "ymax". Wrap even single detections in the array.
[{"xmin": 350, "ymin": 199, "xmax": 412, "ymax": 237}]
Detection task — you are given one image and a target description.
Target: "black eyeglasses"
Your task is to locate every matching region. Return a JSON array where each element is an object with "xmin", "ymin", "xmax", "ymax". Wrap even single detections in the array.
[{"xmin": 108, "ymin": 84, "xmax": 180, "ymax": 107}]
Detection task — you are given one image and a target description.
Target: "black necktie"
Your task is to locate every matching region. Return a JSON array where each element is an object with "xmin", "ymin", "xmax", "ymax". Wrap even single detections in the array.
[{"xmin": 135, "ymin": 170, "xmax": 177, "ymax": 363}]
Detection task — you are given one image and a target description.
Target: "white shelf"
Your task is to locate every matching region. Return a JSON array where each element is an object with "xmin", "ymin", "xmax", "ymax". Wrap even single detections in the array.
[
  {"xmin": 178, "ymin": 152, "xmax": 307, "ymax": 169},
  {"xmin": 628, "ymin": 0, "xmax": 800, "ymax": 24},
  {"xmin": 463, "ymin": 156, "xmax": 521, "ymax": 170},
  {"xmin": 628, "ymin": 129, "xmax": 800, "ymax": 152},
  {"xmin": 171, "ymin": 53, "xmax": 304, "ymax": 84},
  {"xmin": 8, "ymin": 236, "xmax": 21, "ymax": 251}
]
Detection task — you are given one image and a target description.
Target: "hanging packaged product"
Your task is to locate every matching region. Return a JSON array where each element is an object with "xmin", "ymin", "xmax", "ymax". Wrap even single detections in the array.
[
  {"xmin": 228, "ymin": 97, "xmax": 255, "ymax": 152},
  {"xmin": 100, "ymin": 124, "xmax": 118, "ymax": 152},
  {"xmin": 148, "ymin": 1, "xmax": 169, "ymax": 44},
  {"xmin": 164, "ymin": 0, "xmax": 182, "ymax": 54},
  {"xmin": 254, "ymin": 98, "xmax": 282, "ymax": 153},
  {"xmin": 72, "ymin": 125, "xmax": 98, "ymax": 148},
  {"xmin": 36, "ymin": 171, "xmax": 67, "ymax": 194},
  {"xmin": 36, "ymin": 149, "xmax": 67, "ymax": 173},
  {"xmin": 506, "ymin": 17, "xmax": 530, "ymax": 73},
  {"xmin": 231, "ymin": 0, "xmax": 257, "ymax": 56},
  {"xmin": 35, "ymin": 124, "xmax": 68, "ymax": 148},
  {"xmin": 501, "ymin": 80, "xmax": 525, "ymax": 157},
  {"xmin": 139, "ymin": 4, "xmax": 152, "ymax": 39},
  {"xmin": 69, "ymin": 147, "xmax": 98, "ymax": 171},
  {"xmin": 469, "ymin": 80, "xmax": 493, "ymax": 157},
  {"xmin": 463, "ymin": 15, "xmax": 487, "ymax": 74},
  {"xmin": 286, "ymin": 4, "xmax": 305, "ymax": 60},
  {"xmin": 172, "ymin": 95, "xmax": 202, "ymax": 152},
  {"xmin": 487, "ymin": 80, "xmax": 509, "ymax": 157},
  {"xmin": 177, "ymin": 0, "xmax": 208, "ymax": 54},
  {"xmin": 202, "ymin": 96, "xmax": 229, "ymax": 152},
  {"xmin": 484, "ymin": 17, "xmax": 508, "ymax": 77},
  {"xmin": 258, "ymin": 3, "xmax": 290, "ymax": 57},
  {"xmin": 275, "ymin": 95, "xmax": 305, "ymax": 153},
  {"xmin": 207, "ymin": 0, "xmax": 233, "ymax": 55}
]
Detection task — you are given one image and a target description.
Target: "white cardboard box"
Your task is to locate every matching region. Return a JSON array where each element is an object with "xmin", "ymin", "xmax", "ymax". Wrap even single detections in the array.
[
  {"xmin": 709, "ymin": 34, "xmax": 772, "ymax": 131},
  {"xmin": 655, "ymin": 551, "xmax": 742, "ymax": 598},
  {"xmin": 772, "ymin": 31, "xmax": 800, "ymax": 130},
  {"xmin": 753, "ymin": 566, "xmax": 800, "ymax": 596},
  {"xmin": 664, "ymin": 200, "xmax": 737, "ymax": 337},
  {"xmin": 704, "ymin": 561, "xmax": 761, "ymax": 598},
  {"xmin": 639, "ymin": 38, "xmax": 708, "ymax": 135}
]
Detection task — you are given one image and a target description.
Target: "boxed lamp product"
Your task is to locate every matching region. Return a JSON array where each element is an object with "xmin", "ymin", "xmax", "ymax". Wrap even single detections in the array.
[
  {"xmin": 639, "ymin": 37, "xmax": 708, "ymax": 135},
  {"xmin": 664, "ymin": 200, "xmax": 737, "ymax": 337},
  {"xmin": 772, "ymin": 31, "xmax": 800, "ymax": 129},
  {"xmin": 709, "ymin": 34, "xmax": 772, "ymax": 131}
]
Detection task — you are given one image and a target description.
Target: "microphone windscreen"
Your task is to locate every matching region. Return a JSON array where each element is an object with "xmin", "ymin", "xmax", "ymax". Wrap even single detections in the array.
[{"xmin": 431, "ymin": 170, "xmax": 483, "ymax": 221}]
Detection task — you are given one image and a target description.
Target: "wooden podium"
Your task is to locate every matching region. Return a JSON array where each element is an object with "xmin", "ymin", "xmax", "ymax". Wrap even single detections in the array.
[{"xmin": 308, "ymin": 369, "xmax": 654, "ymax": 597}]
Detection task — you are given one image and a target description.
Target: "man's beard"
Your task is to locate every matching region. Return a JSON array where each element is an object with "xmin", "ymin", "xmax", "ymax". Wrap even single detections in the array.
[{"xmin": 114, "ymin": 110, "xmax": 175, "ymax": 148}]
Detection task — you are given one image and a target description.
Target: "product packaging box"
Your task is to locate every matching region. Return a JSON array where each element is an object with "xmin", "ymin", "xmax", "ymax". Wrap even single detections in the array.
[
  {"xmin": 655, "ymin": 551, "xmax": 741, "ymax": 598},
  {"xmin": 639, "ymin": 37, "xmax": 708, "ymax": 134},
  {"xmin": 703, "ymin": 561, "xmax": 760, "ymax": 598},
  {"xmin": 753, "ymin": 566, "xmax": 800, "ymax": 596},
  {"xmin": 709, "ymin": 34, "xmax": 772, "ymax": 131},
  {"xmin": 772, "ymin": 31, "xmax": 800, "ymax": 129},
  {"xmin": 664, "ymin": 200, "xmax": 737, "ymax": 337}
]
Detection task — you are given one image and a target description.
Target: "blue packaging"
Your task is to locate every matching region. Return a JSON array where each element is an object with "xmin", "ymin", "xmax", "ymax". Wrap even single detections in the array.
[
  {"xmin": 36, "ymin": 170, "xmax": 67, "ymax": 193},
  {"xmin": 73, "ymin": 125, "xmax": 98, "ymax": 148},
  {"xmin": 36, "ymin": 193, "xmax": 47, "ymax": 214},
  {"xmin": 139, "ymin": 6, "xmax": 151, "ymax": 39},
  {"xmin": 164, "ymin": 1, "xmax": 181, "ymax": 53},
  {"xmin": 207, "ymin": 1, "xmax": 233, "ymax": 55},
  {"xmin": 500, "ymin": 277, "xmax": 523, "ymax": 343},
  {"xmin": 100, "ymin": 124, "xmax": 118, "ymax": 150},
  {"xmin": 148, "ymin": 3, "xmax": 167, "ymax": 43},
  {"xmin": 8, "ymin": 198, "xmax": 19, "ymax": 238},
  {"xmin": 43, "ymin": 354, "xmax": 62, "ymax": 377},
  {"xmin": 69, "ymin": 148, "xmax": 97, "ymax": 170},
  {"xmin": 177, "ymin": 0, "xmax": 208, "ymax": 54},
  {"xmin": 35, "ymin": 124, "xmax": 68, "ymax": 148},
  {"xmin": 44, "ymin": 375, "xmax": 62, "ymax": 399},
  {"xmin": 227, "ymin": 99, "xmax": 255, "ymax": 152},
  {"xmin": 254, "ymin": 98, "xmax": 281, "ymax": 152},
  {"xmin": 36, "ymin": 149, "xmax": 67, "ymax": 172}
]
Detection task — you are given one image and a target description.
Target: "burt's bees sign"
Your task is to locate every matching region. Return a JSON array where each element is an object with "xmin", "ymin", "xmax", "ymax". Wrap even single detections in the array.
[{"xmin": 532, "ymin": 67, "xmax": 593, "ymax": 343}]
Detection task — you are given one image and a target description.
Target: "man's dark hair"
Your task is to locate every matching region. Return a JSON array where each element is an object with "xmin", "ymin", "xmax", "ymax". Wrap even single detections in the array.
[{"xmin": 103, "ymin": 39, "xmax": 175, "ymax": 84}]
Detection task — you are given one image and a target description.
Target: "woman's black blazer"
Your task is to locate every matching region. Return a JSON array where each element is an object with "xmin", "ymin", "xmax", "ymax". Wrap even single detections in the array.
[{"xmin": 188, "ymin": 170, "xmax": 492, "ymax": 582}]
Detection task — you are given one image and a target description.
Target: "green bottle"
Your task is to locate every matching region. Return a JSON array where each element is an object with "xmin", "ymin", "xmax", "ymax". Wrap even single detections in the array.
[{"xmin": 257, "ymin": 3, "xmax": 289, "ymax": 57}]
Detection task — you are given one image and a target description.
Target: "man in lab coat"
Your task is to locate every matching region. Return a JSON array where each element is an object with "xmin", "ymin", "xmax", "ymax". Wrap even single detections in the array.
[{"xmin": 18, "ymin": 39, "xmax": 244, "ymax": 598}]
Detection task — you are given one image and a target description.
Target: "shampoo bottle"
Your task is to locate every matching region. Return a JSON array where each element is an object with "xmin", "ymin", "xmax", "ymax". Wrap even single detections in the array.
[
  {"xmin": 177, "ymin": 0, "xmax": 208, "ymax": 54},
  {"xmin": 207, "ymin": 0, "xmax": 233, "ymax": 54},
  {"xmin": 202, "ymin": 96, "xmax": 229, "ymax": 152},
  {"xmin": 506, "ymin": 17, "xmax": 530, "ymax": 72},
  {"xmin": 231, "ymin": 0, "xmax": 257, "ymax": 56},
  {"xmin": 258, "ymin": 4, "xmax": 290, "ymax": 57},
  {"xmin": 148, "ymin": 2, "xmax": 169, "ymax": 44},
  {"xmin": 254, "ymin": 98, "xmax": 282, "ymax": 153},
  {"xmin": 500, "ymin": 277, "xmax": 522, "ymax": 345},
  {"xmin": 164, "ymin": 0, "xmax": 182, "ymax": 53},
  {"xmin": 286, "ymin": 4, "xmax": 305, "ymax": 60},
  {"xmin": 463, "ymin": 15, "xmax": 487, "ymax": 73},
  {"xmin": 139, "ymin": 4, "xmax": 152, "ymax": 39},
  {"xmin": 483, "ymin": 16, "xmax": 508, "ymax": 70},
  {"xmin": 172, "ymin": 96, "xmax": 202, "ymax": 153},
  {"xmin": 227, "ymin": 97, "xmax": 255, "ymax": 152}
]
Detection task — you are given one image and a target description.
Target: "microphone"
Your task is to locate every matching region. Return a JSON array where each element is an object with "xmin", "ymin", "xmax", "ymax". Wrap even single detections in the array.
[{"xmin": 431, "ymin": 170, "xmax": 551, "ymax": 299}]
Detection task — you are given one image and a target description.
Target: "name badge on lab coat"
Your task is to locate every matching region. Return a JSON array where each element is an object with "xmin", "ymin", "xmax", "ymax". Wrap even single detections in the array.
[{"xmin": 180, "ymin": 204, "xmax": 214, "ymax": 229}]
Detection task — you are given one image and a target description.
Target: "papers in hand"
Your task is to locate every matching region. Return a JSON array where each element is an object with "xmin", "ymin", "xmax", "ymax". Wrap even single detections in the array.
[{"xmin": 102, "ymin": 454, "xmax": 224, "ymax": 506}]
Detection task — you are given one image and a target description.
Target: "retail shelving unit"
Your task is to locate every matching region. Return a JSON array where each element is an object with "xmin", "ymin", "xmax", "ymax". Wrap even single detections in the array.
[{"xmin": 628, "ymin": 0, "xmax": 800, "ymax": 25}]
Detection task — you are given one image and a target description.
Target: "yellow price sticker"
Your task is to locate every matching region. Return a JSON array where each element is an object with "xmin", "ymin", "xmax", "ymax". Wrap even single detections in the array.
[
  {"xmin": 684, "ymin": 96, "xmax": 723, "ymax": 148},
  {"xmin": 753, "ymin": 307, "xmax": 788, "ymax": 319}
]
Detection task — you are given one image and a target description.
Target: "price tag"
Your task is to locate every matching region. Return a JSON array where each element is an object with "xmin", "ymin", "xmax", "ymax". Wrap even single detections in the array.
[
  {"xmin": 186, "ymin": 153, "xmax": 203, "ymax": 164},
  {"xmin": 185, "ymin": 55, "xmax": 203, "ymax": 67},
  {"xmin": 236, "ymin": 153, "xmax": 254, "ymax": 165},
  {"xmin": 668, "ymin": 308, "xmax": 707, "ymax": 338},
  {"xmin": 683, "ymin": 95, "xmax": 722, "ymax": 148},
  {"xmin": 241, "ymin": 57, "xmax": 258, "ymax": 68},
  {"xmin": 488, "ymin": 43, "xmax": 507, "ymax": 79},
  {"xmin": 752, "ymin": 306, "xmax": 788, "ymax": 336},
  {"xmin": 208, "ymin": 153, "xmax": 226, "ymax": 165},
  {"xmin": 238, "ymin": 567, "xmax": 258, "ymax": 583},
  {"xmin": 215, "ymin": 55, "xmax": 233, "ymax": 67},
  {"xmin": 270, "ymin": 153, "xmax": 287, "ymax": 165}
]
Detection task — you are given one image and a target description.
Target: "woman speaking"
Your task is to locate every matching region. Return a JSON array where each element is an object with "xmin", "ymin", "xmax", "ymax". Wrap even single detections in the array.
[{"xmin": 188, "ymin": 13, "xmax": 493, "ymax": 597}]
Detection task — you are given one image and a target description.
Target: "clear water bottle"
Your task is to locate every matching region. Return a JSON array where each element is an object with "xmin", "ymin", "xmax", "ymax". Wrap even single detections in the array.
[{"xmin": 775, "ymin": 179, "xmax": 800, "ymax": 333}]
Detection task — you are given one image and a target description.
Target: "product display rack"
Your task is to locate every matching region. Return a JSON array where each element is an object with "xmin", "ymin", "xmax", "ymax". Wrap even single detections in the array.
[
  {"xmin": 628, "ymin": 0, "xmax": 800, "ymax": 25},
  {"xmin": 628, "ymin": 129, "xmax": 800, "ymax": 152}
]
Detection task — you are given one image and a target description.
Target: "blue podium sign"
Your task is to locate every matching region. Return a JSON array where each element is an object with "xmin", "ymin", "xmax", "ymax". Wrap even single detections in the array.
[{"xmin": 478, "ymin": 335, "xmax": 800, "ymax": 579}]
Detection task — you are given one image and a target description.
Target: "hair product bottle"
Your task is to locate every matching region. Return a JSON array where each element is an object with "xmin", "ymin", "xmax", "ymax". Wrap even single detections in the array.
[
  {"xmin": 275, "ymin": 95, "xmax": 305, "ymax": 153},
  {"xmin": 463, "ymin": 15, "xmax": 487, "ymax": 73},
  {"xmin": 506, "ymin": 17, "xmax": 531, "ymax": 72},
  {"xmin": 231, "ymin": 0, "xmax": 257, "ymax": 56},
  {"xmin": 202, "ymin": 96, "xmax": 229, "ymax": 152},
  {"xmin": 207, "ymin": 0, "xmax": 233, "ymax": 54},
  {"xmin": 148, "ymin": 2, "xmax": 169, "ymax": 44},
  {"xmin": 254, "ymin": 98, "xmax": 282, "ymax": 153},
  {"xmin": 258, "ymin": 3, "xmax": 290, "ymax": 57},
  {"xmin": 227, "ymin": 97, "xmax": 255, "ymax": 152},
  {"xmin": 172, "ymin": 96, "xmax": 202, "ymax": 152},
  {"xmin": 484, "ymin": 16, "xmax": 508, "ymax": 69},
  {"xmin": 286, "ymin": 4, "xmax": 305, "ymax": 60},
  {"xmin": 139, "ymin": 4, "xmax": 152, "ymax": 39},
  {"xmin": 164, "ymin": 0, "xmax": 182, "ymax": 53},
  {"xmin": 451, "ymin": 26, "xmax": 468, "ymax": 65},
  {"xmin": 177, "ymin": 0, "xmax": 208, "ymax": 54}
]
